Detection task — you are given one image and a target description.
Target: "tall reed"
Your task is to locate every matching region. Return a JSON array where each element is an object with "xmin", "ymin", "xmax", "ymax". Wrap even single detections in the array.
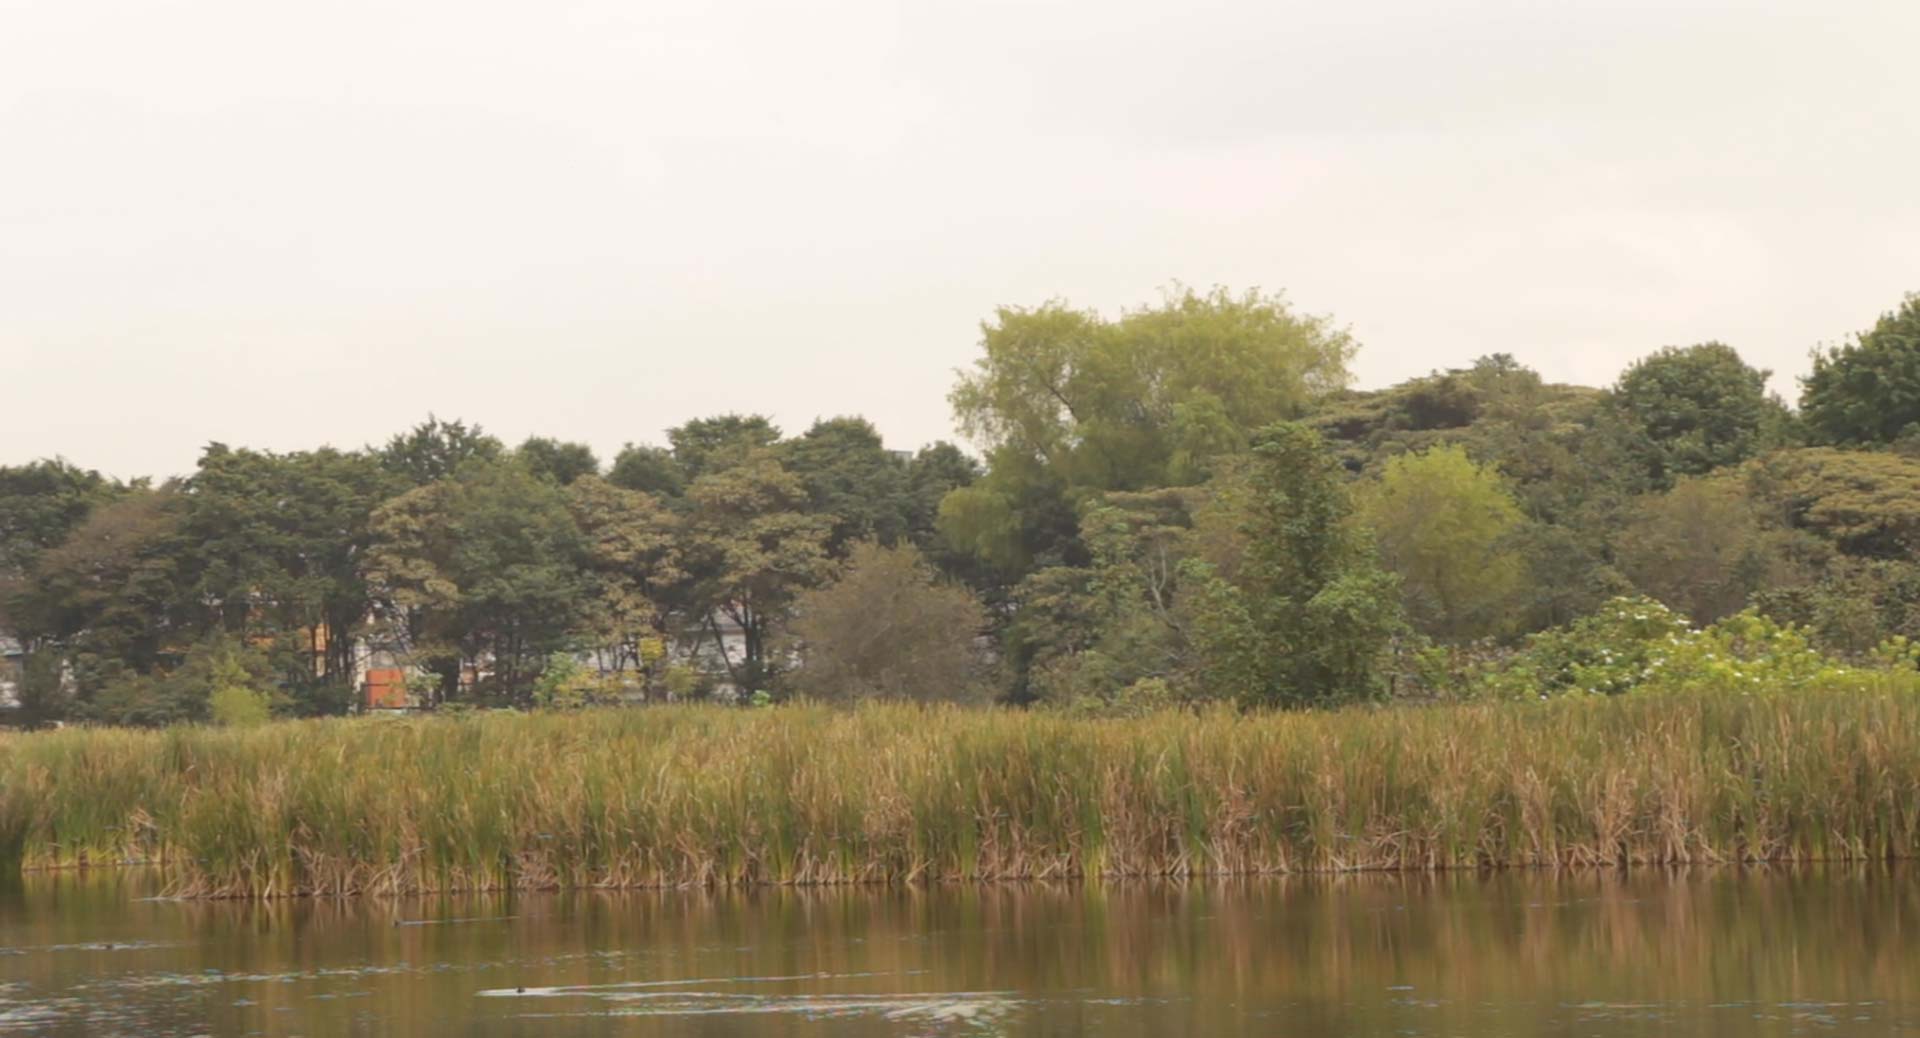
[{"xmin": 2, "ymin": 682, "xmax": 1918, "ymax": 897}]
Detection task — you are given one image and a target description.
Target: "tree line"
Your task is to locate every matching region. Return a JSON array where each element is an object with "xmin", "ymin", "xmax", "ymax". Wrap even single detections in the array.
[{"xmin": 4, "ymin": 286, "xmax": 1920, "ymax": 724}]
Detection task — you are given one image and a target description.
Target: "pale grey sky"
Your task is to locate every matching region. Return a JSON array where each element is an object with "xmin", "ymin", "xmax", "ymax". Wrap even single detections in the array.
[{"xmin": 3, "ymin": 0, "xmax": 1917, "ymax": 479}]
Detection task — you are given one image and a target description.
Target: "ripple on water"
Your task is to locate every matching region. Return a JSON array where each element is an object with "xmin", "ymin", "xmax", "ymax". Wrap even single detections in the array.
[{"xmin": 479, "ymin": 975, "xmax": 1018, "ymax": 1027}]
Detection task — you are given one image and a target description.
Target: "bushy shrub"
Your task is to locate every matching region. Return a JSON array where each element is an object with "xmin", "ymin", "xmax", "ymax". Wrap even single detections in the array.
[
  {"xmin": 532, "ymin": 653, "xmax": 629, "ymax": 710},
  {"xmin": 1470, "ymin": 596, "xmax": 1862, "ymax": 698}
]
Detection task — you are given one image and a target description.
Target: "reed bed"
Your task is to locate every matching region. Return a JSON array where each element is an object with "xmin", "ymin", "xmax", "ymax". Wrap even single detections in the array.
[{"xmin": 2, "ymin": 685, "xmax": 1919, "ymax": 897}]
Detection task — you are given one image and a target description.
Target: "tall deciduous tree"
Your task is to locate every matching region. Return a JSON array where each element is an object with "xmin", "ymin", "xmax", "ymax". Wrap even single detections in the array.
[
  {"xmin": 182, "ymin": 445, "xmax": 399, "ymax": 702},
  {"xmin": 608, "ymin": 444, "xmax": 686, "ymax": 498},
  {"xmin": 1800, "ymin": 292, "xmax": 1920, "ymax": 445},
  {"xmin": 24, "ymin": 487, "xmax": 190, "ymax": 694},
  {"xmin": 365, "ymin": 459, "xmax": 587, "ymax": 703},
  {"xmin": 0, "ymin": 459, "xmax": 117, "ymax": 644},
  {"xmin": 667, "ymin": 414, "xmax": 781, "ymax": 481},
  {"xmin": 942, "ymin": 287, "xmax": 1355, "ymax": 572},
  {"xmin": 1358, "ymin": 445, "xmax": 1528, "ymax": 640},
  {"xmin": 516, "ymin": 437, "xmax": 600, "ymax": 485},
  {"xmin": 676, "ymin": 454, "xmax": 833, "ymax": 695},
  {"xmin": 566, "ymin": 476, "xmax": 681, "ymax": 674},
  {"xmin": 379, "ymin": 416, "xmax": 503, "ymax": 485},
  {"xmin": 778, "ymin": 416, "xmax": 912, "ymax": 555},
  {"xmin": 1610, "ymin": 342, "xmax": 1788, "ymax": 487}
]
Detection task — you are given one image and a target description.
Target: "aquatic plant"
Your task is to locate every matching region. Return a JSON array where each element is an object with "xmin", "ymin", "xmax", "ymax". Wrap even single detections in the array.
[{"xmin": 2, "ymin": 686, "xmax": 1919, "ymax": 897}]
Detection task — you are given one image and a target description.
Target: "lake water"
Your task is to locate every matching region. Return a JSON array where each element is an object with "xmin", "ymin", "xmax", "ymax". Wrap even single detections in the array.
[{"xmin": 0, "ymin": 867, "xmax": 1915, "ymax": 1036}]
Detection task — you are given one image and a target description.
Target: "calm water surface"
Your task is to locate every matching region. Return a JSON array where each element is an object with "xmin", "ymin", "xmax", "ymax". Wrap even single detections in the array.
[{"xmin": 0, "ymin": 868, "xmax": 1915, "ymax": 1036}]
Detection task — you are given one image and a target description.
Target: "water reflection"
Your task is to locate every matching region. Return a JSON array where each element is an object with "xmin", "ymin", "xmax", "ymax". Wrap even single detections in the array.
[{"xmin": 0, "ymin": 867, "xmax": 1914, "ymax": 1036}]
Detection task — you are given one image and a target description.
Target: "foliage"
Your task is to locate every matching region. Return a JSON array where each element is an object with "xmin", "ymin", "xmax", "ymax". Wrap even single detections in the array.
[
  {"xmin": 364, "ymin": 459, "xmax": 588, "ymax": 703},
  {"xmin": 208, "ymin": 685, "xmax": 272, "ymax": 727},
  {"xmin": 1467, "ymin": 597, "xmax": 1868, "ymax": 699},
  {"xmin": 19, "ymin": 488, "xmax": 190, "ymax": 698},
  {"xmin": 1742, "ymin": 446, "xmax": 1920, "ymax": 558},
  {"xmin": 944, "ymin": 286, "xmax": 1355, "ymax": 572},
  {"xmin": 667, "ymin": 414, "xmax": 782, "ymax": 481},
  {"xmin": 1358, "ymin": 445, "xmax": 1528, "ymax": 639},
  {"xmin": 1801, "ymin": 292, "xmax": 1920, "ymax": 444},
  {"xmin": 607, "ymin": 444, "xmax": 686, "ymax": 498},
  {"xmin": 1750, "ymin": 557, "xmax": 1920, "ymax": 656},
  {"xmin": 532, "ymin": 652, "xmax": 629, "ymax": 710},
  {"xmin": 81, "ymin": 634, "xmax": 278, "ymax": 728},
  {"xmin": 180, "ymin": 444, "xmax": 399, "ymax": 697},
  {"xmin": 1609, "ymin": 342, "xmax": 1790, "ymax": 487},
  {"xmin": 675, "ymin": 454, "xmax": 834, "ymax": 694},
  {"xmin": 9, "ymin": 692, "xmax": 1920, "ymax": 895},
  {"xmin": 1613, "ymin": 476, "xmax": 1815, "ymax": 623},
  {"xmin": 516, "ymin": 437, "xmax": 600, "ymax": 485},
  {"xmin": 785, "ymin": 542, "xmax": 986, "ymax": 703},
  {"xmin": 778, "ymin": 417, "xmax": 913, "ymax": 554},
  {"xmin": 379, "ymin": 416, "xmax": 504, "ymax": 485},
  {"xmin": 1011, "ymin": 489, "xmax": 1201, "ymax": 711},
  {"xmin": 1185, "ymin": 423, "xmax": 1403, "ymax": 707},
  {"xmin": 0, "ymin": 459, "xmax": 117, "ymax": 638},
  {"xmin": 936, "ymin": 445, "xmax": 1081, "ymax": 574},
  {"xmin": 11, "ymin": 651, "xmax": 71, "ymax": 729},
  {"xmin": 565, "ymin": 476, "xmax": 680, "ymax": 677}
]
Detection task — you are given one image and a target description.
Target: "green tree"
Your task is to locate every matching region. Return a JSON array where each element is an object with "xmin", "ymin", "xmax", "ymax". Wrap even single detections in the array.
[
  {"xmin": 379, "ymin": 416, "xmax": 504, "ymax": 485},
  {"xmin": 1742, "ymin": 447, "xmax": 1920, "ymax": 558},
  {"xmin": 181, "ymin": 445, "xmax": 399, "ymax": 704},
  {"xmin": 516, "ymin": 437, "xmax": 600, "ymax": 485},
  {"xmin": 0, "ymin": 459, "xmax": 117, "ymax": 645},
  {"xmin": 942, "ymin": 287, "xmax": 1355, "ymax": 572},
  {"xmin": 1613, "ymin": 477, "xmax": 1812, "ymax": 623},
  {"xmin": 566, "ymin": 476, "xmax": 681, "ymax": 675},
  {"xmin": 903, "ymin": 442, "xmax": 980, "ymax": 545},
  {"xmin": 1610, "ymin": 342, "xmax": 1788, "ymax": 486},
  {"xmin": 364, "ymin": 459, "xmax": 588, "ymax": 703},
  {"xmin": 22, "ymin": 487, "xmax": 190, "ymax": 698},
  {"xmin": 12, "ymin": 651, "xmax": 71, "ymax": 729},
  {"xmin": 786, "ymin": 542, "xmax": 986, "ymax": 703},
  {"xmin": 1801, "ymin": 293, "xmax": 1920, "ymax": 445},
  {"xmin": 675, "ymin": 454, "xmax": 833, "ymax": 696},
  {"xmin": 1184, "ymin": 423, "xmax": 1402, "ymax": 707},
  {"xmin": 778, "ymin": 417, "xmax": 913, "ymax": 555},
  {"xmin": 608, "ymin": 444, "xmax": 686, "ymax": 498},
  {"xmin": 667, "ymin": 414, "xmax": 781, "ymax": 480},
  {"xmin": 83, "ymin": 633, "xmax": 276, "ymax": 728},
  {"xmin": 936, "ymin": 445, "xmax": 1082, "ymax": 574},
  {"xmin": 1753, "ymin": 558, "xmax": 1920, "ymax": 656},
  {"xmin": 1008, "ymin": 489, "xmax": 1202, "ymax": 711},
  {"xmin": 1358, "ymin": 445, "xmax": 1528, "ymax": 640}
]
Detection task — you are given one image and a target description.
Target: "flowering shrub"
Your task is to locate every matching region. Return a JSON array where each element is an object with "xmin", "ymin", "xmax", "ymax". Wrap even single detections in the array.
[{"xmin": 1473, "ymin": 596, "xmax": 1871, "ymax": 698}]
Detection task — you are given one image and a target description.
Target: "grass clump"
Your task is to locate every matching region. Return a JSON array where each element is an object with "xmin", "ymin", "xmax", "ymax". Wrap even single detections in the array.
[{"xmin": 2, "ymin": 686, "xmax": 1919, "ymax": 897}]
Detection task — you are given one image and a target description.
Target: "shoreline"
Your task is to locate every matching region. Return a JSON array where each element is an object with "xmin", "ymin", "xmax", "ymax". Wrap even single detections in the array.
[{"xmin": 6, "ymin": 693, "xmax": 1919, "ymax": 899}]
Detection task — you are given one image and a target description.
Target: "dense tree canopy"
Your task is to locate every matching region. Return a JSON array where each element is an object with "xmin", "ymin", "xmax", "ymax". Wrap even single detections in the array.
[
  {"xmin": 516, "ymin": 437, "xmax": 601, "ymax": 486},
  {"xmin": 379, "ymin": 417, "xmax": 503, "ymax": 485},
  {"xmin": 1609, "ymin": 342, "xmax": 1788, "ymax": 487},
  {"xmin": 1185, "ymin": 423, "xmax": 1402, "ymax": 708},
  {"xmin": 1359, "ymin": 445, "xmax": 1527, "ymax": 640},
  {"xmin": 10, "ymin": 285, "xmax": 1920, "ymax": 724},
  {"xmin": 365, "ymin": 459, "xmax": 589, "ymax": 702},
  {"xmin": 1801, "ymin": 294, "xmax": 1920, "ymax": 445},
  {"xmin": 941, "ymin": 287, "xmax": 1355, "ymax": 572}
]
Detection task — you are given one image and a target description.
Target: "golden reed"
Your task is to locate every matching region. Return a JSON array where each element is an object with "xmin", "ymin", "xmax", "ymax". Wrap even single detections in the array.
[{"xmin": 2, "ymin": 686, "xmax": 1917, "ymax": 897}]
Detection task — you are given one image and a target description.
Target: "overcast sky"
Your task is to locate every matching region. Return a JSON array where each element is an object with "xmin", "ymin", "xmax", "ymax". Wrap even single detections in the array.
[{"xmin": 4, "ymin": 0, "xmax": 1917, "ymax": 479}]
